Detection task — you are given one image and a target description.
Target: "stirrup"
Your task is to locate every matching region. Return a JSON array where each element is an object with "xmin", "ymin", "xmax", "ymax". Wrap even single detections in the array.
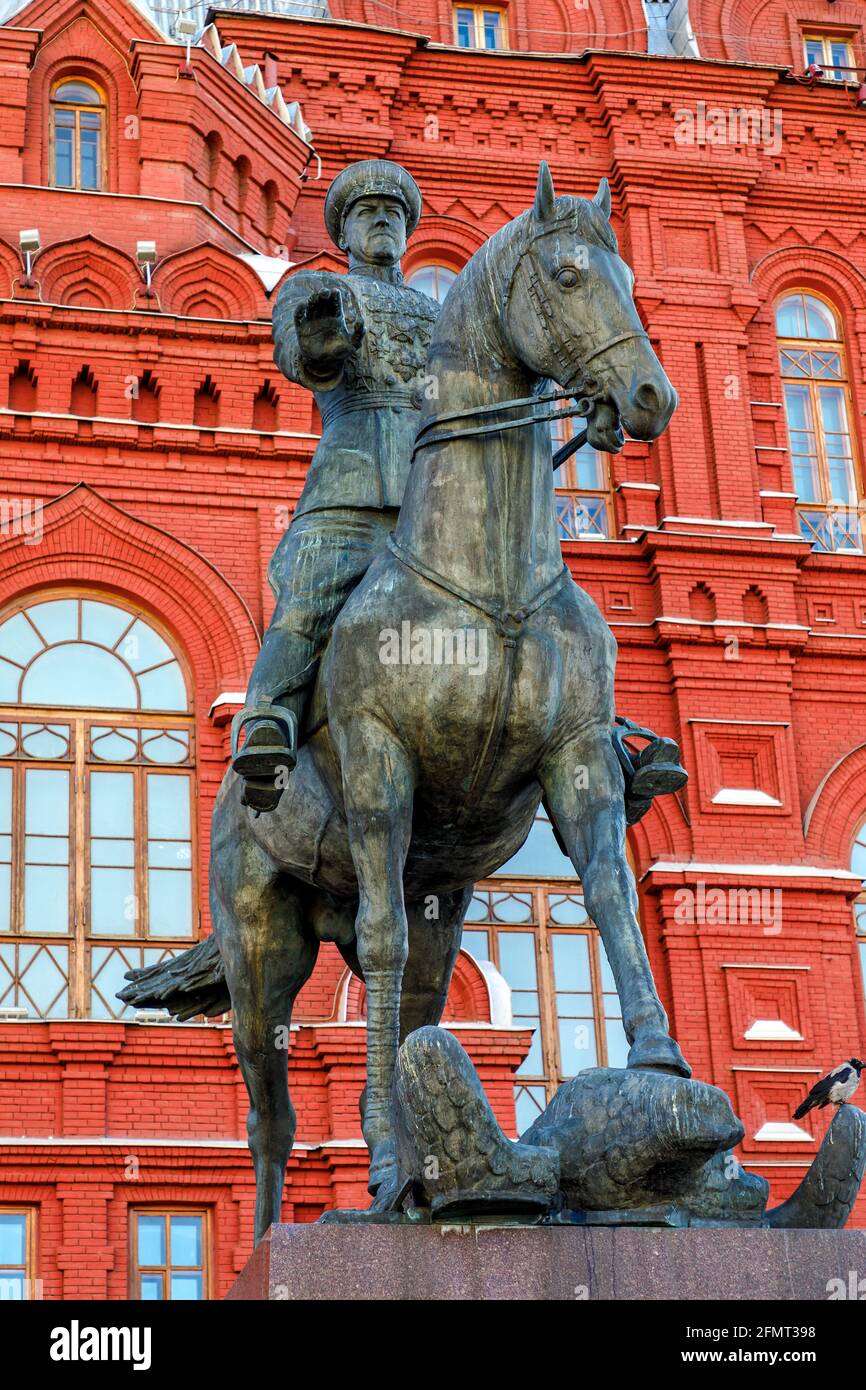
[
  {"xmin": 241, "ymin": 778, "xmax": 285, "ymax": 814},
  {"xmin": 230, "ymin": 703, "xmax": 296, "ymax": 767},
  {"xmin": 612, "ymin": 716, "xmax": 687, "ymax": 800}
]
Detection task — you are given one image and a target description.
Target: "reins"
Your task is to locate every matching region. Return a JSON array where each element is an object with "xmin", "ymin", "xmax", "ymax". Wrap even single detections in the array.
[{"xmin": 412, "ymin": 386, "xmax": 594, "ymax": 467}]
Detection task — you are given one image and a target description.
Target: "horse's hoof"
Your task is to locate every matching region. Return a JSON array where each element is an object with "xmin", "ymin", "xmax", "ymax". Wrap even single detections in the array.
[{"xmin": 627, "ymin": 1031, "xmax": 691, "ymax": 1078}]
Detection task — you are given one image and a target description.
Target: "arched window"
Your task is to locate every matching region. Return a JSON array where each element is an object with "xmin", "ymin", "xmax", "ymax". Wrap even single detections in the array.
[
  {"xmin": 50, "ymin": 78, "xmax": 106, "ymax": 191},
  {"xmin": 407, "ymin": 264, "xmax": 457, "ymax": 305},
  {"xmin": 776, "ymin": 291, "xmax": 863, "ymax": 553},
  {"xmin": 852, "ymin": 820, "xmax": 866, "ymax": 1006},
  {"xmin": 550, "ymin": 399, "xmax": 612, "ymax": 540},
  {"xmin": 463, "ymin": 812, "xmax": 628, "ymax": 1134},
  {"xmin": 0, "ymin": 595, "xmax": 196, "ymax": 1021}
]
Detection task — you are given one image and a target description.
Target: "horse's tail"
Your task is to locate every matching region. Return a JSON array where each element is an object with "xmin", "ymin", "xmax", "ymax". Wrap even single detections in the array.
[{"xmin": 117, "ymin": 934, "xmax": 229, "ymax": 1022}]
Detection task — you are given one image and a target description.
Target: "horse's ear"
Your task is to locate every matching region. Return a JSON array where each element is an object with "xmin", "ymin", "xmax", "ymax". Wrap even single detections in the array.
[
  {"xmin": 593, "ymin": 177, "xmax": 611, "ymax": 220},
  {"xmin": 534, "ymin": 161, "xmax": 556, "ymax": 222}
]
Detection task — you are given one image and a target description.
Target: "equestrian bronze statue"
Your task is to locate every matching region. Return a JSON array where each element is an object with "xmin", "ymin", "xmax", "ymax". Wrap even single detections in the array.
[
  {"xmin": 123, "ymin": 161, "xmax": 696, "ymax": 1244},
  {"xmin": 230, "ymin": 161, "xmax": 440, "ymax": 813}
]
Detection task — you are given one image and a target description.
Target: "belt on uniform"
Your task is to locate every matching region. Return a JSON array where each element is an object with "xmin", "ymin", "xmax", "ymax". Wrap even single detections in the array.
[{"xmin": 321, "ymin": 390, "xmax": 418, "ymax": 425}]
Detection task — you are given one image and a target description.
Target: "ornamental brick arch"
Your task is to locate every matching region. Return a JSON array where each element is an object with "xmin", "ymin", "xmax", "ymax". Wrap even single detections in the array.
[
  {"xmin": 511, "ymin": 0, "xmax": 645, "ymax": 53},
  {"xmin": 0, "ymin": 483, "xmax": 260, "ymax": 943},
  {"xmin": 751, "ymin": 245, "xmax": 866, "ymax": 328},
  {"xmin": 0, "ymin": 239, "xmax": 19, "ymax": 297},
  {"xmin": 0, "ymin": 483, "xmax": 260, "ymax": 705},
  {"xmin": 689, "ymin": 0, "xmax": 866, "ymax": 65},
  {"xmin": 153, "ymin": 243, "xmax": 268, "ymax": 321},
  {"xmin": 349, "ymin": 0, "xmax": 646, "ymax": 50},
  {"xmin": 36, "ymin": 234, "xmax": 139, "ymax": 309},
  {"xmin": 626, "ymin": 784, "xmax": 692, "ymax": 871},
  {"xmin": 804, "ymin": 742, "xmax": 866, "ymax": 869},
  {"xmin": 339, "ymin": 949, "xmax": 497, "ymax": 1025},
  {"xmin": 19, "ymin": 4, "xmax": 143, "ymax": 194},
  {"xmin": 404, "ymin": 214, "xmax": 486, "ymax": 282}
]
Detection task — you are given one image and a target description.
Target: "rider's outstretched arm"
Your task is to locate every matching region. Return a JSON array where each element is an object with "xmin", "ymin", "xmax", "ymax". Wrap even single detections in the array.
[{"xmin": 272, "ymin": 270, "xmax": 364, "ymax": 392}]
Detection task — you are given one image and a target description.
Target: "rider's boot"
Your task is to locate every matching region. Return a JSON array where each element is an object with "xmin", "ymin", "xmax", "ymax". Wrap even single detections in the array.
[
  {"xmin": 231, "ymin": 703, "xmax": 298, "ymax": 814},
  {"xmin": 612, "ymin": 716, "xmax": 688, "ymax": 827}
]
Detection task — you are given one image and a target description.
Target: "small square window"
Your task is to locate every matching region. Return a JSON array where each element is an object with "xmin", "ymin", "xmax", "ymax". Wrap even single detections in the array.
[
  {"xmin": 453, "ymin": 5, "xmax": 507, "ymax": 50},
  {"xmin": 803, "ymin": 33, "xmax": 856, "ymax": 82},
  {"xmin": 132, "ymin": 1210, "xmax": 208, "ymax": 1300}
]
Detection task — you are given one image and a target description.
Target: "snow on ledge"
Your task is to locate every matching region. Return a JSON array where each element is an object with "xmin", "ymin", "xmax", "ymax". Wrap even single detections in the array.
[
  {"xmin": 754, "ymin": 1121, "xmax": 813, "ymax": 1143},
  {"xmin": 712, "ymin": 788, "xmax": 782, "ymax": 807},
  {"xmin": 744, "ymin": 1020, "xmax": 804, "ymax": 1042},
  {"xmin": 646, "ymin": 861, "xmax": 861, "ymax": 881}
]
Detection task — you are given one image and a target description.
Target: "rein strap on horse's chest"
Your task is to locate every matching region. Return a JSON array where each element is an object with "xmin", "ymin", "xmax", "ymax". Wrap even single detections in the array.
[
  {"xmin": 386, "ymin": 534, "xmax": 569, "ymax": 828},
  {"xmin": 387, "ymin": 533, "xmax": 569, "ymax": 642}
]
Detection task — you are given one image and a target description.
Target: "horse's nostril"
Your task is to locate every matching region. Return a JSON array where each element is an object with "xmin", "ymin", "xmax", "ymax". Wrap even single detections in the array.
[{"xmin": 634, "ymin": 380, "xmax": 663, "ymax": 413}]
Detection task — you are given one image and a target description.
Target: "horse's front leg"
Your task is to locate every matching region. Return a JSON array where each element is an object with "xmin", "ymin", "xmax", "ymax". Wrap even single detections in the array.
[
  {"xmin": 540, "ymin": 729, "xmax": 691, "ymax": 1077},
  {"xmin": 339, "ymin": 714, "xmax": 413, "ymax": 1196}
]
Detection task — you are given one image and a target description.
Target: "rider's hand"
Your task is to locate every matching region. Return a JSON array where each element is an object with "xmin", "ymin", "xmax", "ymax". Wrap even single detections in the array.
[{"xmin": 295, "ymin": 287, "xmax": 364, "ymax": 373}]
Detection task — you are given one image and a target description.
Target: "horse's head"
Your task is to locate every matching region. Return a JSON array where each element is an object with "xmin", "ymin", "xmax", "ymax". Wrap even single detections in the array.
[{"xmin": 504, "ymin": 162, "xmax": 676, "ymax": 449}]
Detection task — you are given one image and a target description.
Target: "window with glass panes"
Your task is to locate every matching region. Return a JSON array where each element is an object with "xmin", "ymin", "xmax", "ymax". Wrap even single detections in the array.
[
  {"xmin": 463, "ymin": 813, "xmax": 629, "ymax": 1135},
  {"xmin": 407, "ymin": 264, "xmax": 457, "ymax": 305},
  {"xmin": 50, "ymin": 79, "xmax": 105, "ymax": 190},
  {"xmin": 453, "ymin": 6, "xmax": 507, "ymax": 49},
  {"xmin": 549, "ymin": 402, "xmax": 612, "ymax": 540},
  {"xmin": 853, "ymin": 820, "xmax": 866, "ymax": 1006},
  {"xmin": 803, "ymin": 34, "xmax": 856, "ymax": 81},
  {"xmin": 132, "ymin": 1211, "xmax": 207, "ymax": 1300},
  {"xmin": 0, "ymin": 1209, "xmax": 33, "ymax": 1300},
  {"xmin": 0, "ymin": 595, "xmax": 197, "ymax": 1020},
  {"xmin": 776, "ymin": 292, "xmax": 863, "ymax": 554}
]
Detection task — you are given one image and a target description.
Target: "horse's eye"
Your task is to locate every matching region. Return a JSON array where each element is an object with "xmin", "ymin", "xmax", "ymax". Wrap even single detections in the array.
[{"xmin": 555, "ymin": 267, "xmax": 581, "ymax": 289}]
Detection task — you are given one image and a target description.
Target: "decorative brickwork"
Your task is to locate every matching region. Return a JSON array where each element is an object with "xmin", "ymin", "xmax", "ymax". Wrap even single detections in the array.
[{"xmin": 1, "ymin": 0, "xmax": 866, "ymax": 1294}]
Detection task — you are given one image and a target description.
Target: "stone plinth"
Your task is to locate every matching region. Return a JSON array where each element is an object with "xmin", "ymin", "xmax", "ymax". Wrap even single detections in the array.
[{"xmin": 226, "ymin": 1223, "xmax": 866, "ymax": 1301}]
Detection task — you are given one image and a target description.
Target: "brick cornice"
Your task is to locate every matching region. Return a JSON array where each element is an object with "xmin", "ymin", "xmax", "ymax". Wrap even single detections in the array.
[{"xmin": 129, "ymin": 41, "xmax": 311, "ymax": 193}]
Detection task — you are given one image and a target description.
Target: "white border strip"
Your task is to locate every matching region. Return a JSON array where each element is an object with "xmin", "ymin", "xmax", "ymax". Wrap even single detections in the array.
[{"xmin": 646, "ymin": 861, "xmax": 859, "ymax": 880}]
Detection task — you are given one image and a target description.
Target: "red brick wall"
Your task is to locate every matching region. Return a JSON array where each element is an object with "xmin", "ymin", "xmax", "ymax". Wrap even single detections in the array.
[{"xmin": 2, "ymin": 0, "xmax": 866, "ymax": 1295}]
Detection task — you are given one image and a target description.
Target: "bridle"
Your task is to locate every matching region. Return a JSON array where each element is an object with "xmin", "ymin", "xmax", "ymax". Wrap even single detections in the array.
[{"xmin": 412, "ymin": 215, "xmax": 649, "ymax": 471}]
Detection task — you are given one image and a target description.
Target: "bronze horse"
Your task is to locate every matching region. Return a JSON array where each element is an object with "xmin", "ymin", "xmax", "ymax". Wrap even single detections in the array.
[{"xmin": 124, "ymin": 164, "xmax": 689, "ymax": 1244}]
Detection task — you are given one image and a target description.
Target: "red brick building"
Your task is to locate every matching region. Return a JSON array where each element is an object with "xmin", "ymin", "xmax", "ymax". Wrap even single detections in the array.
[{"xmin": 1, "ymin": 0, "xmax": 866, "ymax": 1300}]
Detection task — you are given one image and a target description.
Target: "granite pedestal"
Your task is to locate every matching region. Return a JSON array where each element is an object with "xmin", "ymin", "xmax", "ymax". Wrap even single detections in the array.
[{"xmin": 226, "ymin": 1223, "xmax": 866, "ymax": 1301}]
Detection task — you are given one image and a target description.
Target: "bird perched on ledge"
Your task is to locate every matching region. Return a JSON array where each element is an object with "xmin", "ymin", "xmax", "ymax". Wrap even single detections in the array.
[{"xmin": 794, "ymin": 1059, "xmax": 864, "ymax": 1120}]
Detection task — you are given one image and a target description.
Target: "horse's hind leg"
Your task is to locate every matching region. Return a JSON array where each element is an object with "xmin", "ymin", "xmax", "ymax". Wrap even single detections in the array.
[
  {"xmin": 401, "ymin": 886, "xmax": 473, "ymax": 1040},
  {"xmin": 211, "ymin": 784, "xmax": 318, "ymax": 1244},
  {"xmin": 540, "ymin": 729, "xmax": 690, "ymax": 1078}
]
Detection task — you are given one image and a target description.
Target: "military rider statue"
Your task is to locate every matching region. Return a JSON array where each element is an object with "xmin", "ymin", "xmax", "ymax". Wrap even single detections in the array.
[
  {"xmin": 231, "ymin": 158, "xmax": 685, "ymax": 821},
  {"xmin": 231, "ymin": 160, "xmax": 437, "ymax": 810}
]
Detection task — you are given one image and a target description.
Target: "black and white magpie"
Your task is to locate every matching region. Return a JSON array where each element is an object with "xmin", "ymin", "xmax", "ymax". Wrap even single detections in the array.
[{"xmin": 793, "ymin": 1058, "xmax": 864, "ymax": 1120}]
